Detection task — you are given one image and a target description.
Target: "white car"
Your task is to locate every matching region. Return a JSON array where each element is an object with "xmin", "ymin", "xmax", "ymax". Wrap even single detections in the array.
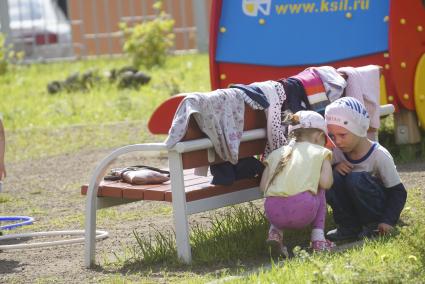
[{"xmin": 7, "ymin": 0, "xmax": 73, "ymax": 60}]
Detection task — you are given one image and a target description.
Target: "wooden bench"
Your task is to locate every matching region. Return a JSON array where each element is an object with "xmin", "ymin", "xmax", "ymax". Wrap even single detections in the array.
[{"xmin": 82, "ymin": 100, "xmax": 395, "ymax": 268}]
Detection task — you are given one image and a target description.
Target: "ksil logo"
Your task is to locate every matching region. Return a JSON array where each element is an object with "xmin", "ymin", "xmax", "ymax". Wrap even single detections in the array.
[{"xmin": 242, "ymin": 0, "xmax": 272, "ymax": 16}]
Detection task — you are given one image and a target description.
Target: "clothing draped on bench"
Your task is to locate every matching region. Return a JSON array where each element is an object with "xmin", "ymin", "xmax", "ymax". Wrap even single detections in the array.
[
  {"xmin": 312, "ymin": 66, "xmax": 347, "ymax": 103},
  {"xmin": 164, "ymin": 65, "xmax": 382, "ymax": 181},
  {"xmin": 165, "ymin": 88, "xmax": 246, "ymax": 164},
  {"xmin": 337, "ymin": 65, "xmax": 381, "ymax": 129},
  {"xmin": 250, "ymin": 80, "xmax": 287, "ymax": 157},
  {"xmin": 291, "ymin": 68, "xmax": 330, "ymax": 115}
]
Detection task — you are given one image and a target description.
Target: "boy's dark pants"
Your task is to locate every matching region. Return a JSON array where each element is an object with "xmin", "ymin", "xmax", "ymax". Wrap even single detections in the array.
[{"xmin": 326, "ymin": 171, "xmax": 386, "ymax": 231}]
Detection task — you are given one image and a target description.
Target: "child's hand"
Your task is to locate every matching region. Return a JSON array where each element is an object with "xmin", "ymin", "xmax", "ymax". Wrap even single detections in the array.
[
  {"xmin": 334, "ymin": 161, "xmax": 353, "ymax": 175},
  {"xmin": 378, "ymin": 223, "xmax": 393, "ymax": 235}
]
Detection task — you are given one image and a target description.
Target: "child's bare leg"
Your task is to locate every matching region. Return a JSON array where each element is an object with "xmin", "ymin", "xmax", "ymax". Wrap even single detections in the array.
[{"xmin": 310, "ymin": 190, "xmax": 336, "ymax": 251}]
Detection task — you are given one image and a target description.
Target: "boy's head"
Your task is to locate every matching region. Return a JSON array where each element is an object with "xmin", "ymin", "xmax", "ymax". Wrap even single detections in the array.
[
  {"xmin": 325, "ymin": 97, "xmax": 370, "ymax": 137},
  {"xmin": 324, "ymin": 97, "xmax": 370, "ymax": 151}
]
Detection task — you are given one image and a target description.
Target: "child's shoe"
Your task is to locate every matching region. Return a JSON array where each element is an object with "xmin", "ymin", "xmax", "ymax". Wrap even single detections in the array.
[
  {"xmin": 326, "ymin": 227, "xmax": 361, "ymax": 241},
  {"xmin": 358, "ymin": 223, "xmax": 380, "ymax": 239},
  {"xmin": 266, "ymin": 228, "xmax": 289, "ymax": 258},
  {"xmin": 311, "ymin": 239, "xmax": 336, "ymax": 252}
]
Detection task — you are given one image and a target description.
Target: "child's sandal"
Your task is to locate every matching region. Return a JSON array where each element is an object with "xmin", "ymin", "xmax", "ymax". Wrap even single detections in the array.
[
  {"xmin": 266, "ymin": 229, "xmax": 289, "ymax": 258},
  {"xmin": 311, "ymin": 239, "xmax": 336, "ymax": 252}
]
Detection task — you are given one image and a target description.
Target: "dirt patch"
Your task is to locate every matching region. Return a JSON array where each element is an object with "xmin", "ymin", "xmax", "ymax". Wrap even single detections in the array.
[{"xmin": 0, "ymin": 147, "xmax": 424, "ymax": 283}]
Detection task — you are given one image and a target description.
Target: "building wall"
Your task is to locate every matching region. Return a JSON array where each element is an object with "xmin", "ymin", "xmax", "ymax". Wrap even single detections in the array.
[{"xmin": 67, "ymin": 0, "xmax": 212, "ymax": 57}]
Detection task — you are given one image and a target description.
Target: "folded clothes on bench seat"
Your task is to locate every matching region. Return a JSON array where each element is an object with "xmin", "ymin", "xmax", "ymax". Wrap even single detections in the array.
[
  {"xmin": 210, "ymin": 157, "xmax": 265, "ymax": 186},
  {"xmin": 104, "ymin": 165, "xmax": 170, "ymax": 185}
]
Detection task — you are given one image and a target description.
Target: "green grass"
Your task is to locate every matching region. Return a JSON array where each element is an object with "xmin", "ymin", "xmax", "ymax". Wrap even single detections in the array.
[
  {"xmin": 1, "ymin": 54, "xmax": 210, "ymax": 129},
  {"xmin": 110, "ymin": 189, "xmax": 425, "ymax": 283},
  {"xmin": 115, "ymin": 202, "xmax": 327, "ymax": 269},
  {"xmin": 120, "ymin": 203, "xmax": 270, "ymax": 268},
  {"xmin": 0, "ymin": 54, "xmax": 210, "ymax": 162},
  {"xmin": 231, "ymin": 191, "xmax": 425, "ymax": 283},
  {"xmin": 0, "ymin": 193, "xmax": 12, "ymax": 203}
]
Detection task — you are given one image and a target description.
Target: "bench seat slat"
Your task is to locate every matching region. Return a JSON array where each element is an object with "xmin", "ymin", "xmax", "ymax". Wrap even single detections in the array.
[
  {"xmin": 164, "ymin": 177, "xmax": 260, "ymax": 202},
  {"xmin": 121, "ymin": 173, "xmax": 208, "ymax": 200},
  {"xmin": 81, "ymin": 175, "xmax": 261, "ymax": 203}
]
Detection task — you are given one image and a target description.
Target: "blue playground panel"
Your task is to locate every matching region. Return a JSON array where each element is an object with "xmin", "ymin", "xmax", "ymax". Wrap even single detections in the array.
[{"xmin": 216, "ymin": 0, "xmax": 390, "ymax": 66}]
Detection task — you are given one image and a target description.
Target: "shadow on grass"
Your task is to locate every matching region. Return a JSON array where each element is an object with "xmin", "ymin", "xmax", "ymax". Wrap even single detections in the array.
[{"xmin": 105, "ymin": 203, "xmax": 346, "ymax": 276}]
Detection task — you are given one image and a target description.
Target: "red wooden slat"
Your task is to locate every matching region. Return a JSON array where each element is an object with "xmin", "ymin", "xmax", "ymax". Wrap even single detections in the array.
[
  {"xmin": 137, "ymin": 183, "xmax": 171, "ymax": 201},
  {"xmin": 81, "ymin": 180, "xmax": 123, "ymax": 197},
  {"xmin": 99, "ymin": 181, "xmax": 130, "ymax": 198},
  {"xmin": 164, "ymin": 177, "xmax": 260, "ymax": 202},
  {"xmin": 142, "ymin": 176, "xmax": 212, "ymax": 201},
  {"xmin": 121, "ymin": 173, "xmax": 206, "ymax": 200}
]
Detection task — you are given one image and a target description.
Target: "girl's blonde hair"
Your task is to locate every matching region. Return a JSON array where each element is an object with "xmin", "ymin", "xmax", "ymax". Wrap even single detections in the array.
[{"xmin": 265, "ymin": 113, "xmax": 324, "ymax": 192}]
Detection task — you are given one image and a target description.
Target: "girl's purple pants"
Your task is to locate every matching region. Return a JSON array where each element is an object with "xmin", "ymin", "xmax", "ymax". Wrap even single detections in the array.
[{"xmin": 264, "ymin": 190, "xmax": 326, "ymax": 230}]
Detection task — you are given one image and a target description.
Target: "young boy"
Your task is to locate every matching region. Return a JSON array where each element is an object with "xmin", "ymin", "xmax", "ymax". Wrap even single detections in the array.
[{"xmin": 324, "ymin": 97, "xmax": 407, "ymax": 241}]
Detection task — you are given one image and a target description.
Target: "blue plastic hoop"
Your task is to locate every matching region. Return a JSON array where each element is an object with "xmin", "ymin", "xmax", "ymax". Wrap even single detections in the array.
[{"xmin": 0, "ymin": 216, "xmax": 34, "ymax": 230}]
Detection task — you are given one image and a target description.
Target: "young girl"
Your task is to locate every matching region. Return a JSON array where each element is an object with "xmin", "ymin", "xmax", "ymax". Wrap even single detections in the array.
[{"xmin": 260, "ymin": 110, "xmax": 335, "ymax": 257}]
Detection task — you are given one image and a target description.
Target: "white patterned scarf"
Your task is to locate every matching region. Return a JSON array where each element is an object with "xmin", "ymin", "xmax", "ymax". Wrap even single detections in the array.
[{"xmin": 165, "ymin": 89, "xmax": 245, "ymax": 164}]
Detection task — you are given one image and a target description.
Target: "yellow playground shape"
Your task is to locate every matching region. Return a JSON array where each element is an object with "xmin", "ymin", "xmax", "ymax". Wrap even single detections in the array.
[{"xmin": 414, "ymin": 53, "xmax": 425, "ymax": 130}]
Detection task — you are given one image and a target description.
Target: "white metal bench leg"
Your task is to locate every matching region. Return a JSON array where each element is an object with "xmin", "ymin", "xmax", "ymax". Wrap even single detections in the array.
[
  {"xmin": 85, "ymin": 181, "xmax": 100, "ymax": 268},
  {"xmin": 83, "ymin": 143, "xmax": 168, "ymax": 268},
  {"xmin": 169, "ymin": 151, "xmax": 192, "ymax": 263}
]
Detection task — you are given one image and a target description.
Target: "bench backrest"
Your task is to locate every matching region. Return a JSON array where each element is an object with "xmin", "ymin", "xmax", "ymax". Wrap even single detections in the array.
[{"xmin": 180, "ymin": 104, "xmax": 267, "ymax": 169}]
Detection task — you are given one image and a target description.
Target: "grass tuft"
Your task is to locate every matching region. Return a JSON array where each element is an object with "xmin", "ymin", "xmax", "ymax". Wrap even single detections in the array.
[
  {"xmin": 0, "ymin": 193, "xmax": 12, "ymax": 203},
  {"xmin": 190, "ymin": 203, "xmax": 269, "ymax": 264},
  {"xmin": 133, "ymin": 227, "xmax": 178, "ymax": 265},
  {"xmin": 126, "ymin": 203, "xmax": 317, "ymax": 267},
  {"xmin": 126, "ymin": 203, "xmax": 269, "ymax": 267}
]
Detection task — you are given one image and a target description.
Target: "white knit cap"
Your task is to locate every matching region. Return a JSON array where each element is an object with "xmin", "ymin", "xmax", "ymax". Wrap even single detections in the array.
[{"xmin": 324, "ymin": 97, "xmax": 370, "ymax": 137}]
